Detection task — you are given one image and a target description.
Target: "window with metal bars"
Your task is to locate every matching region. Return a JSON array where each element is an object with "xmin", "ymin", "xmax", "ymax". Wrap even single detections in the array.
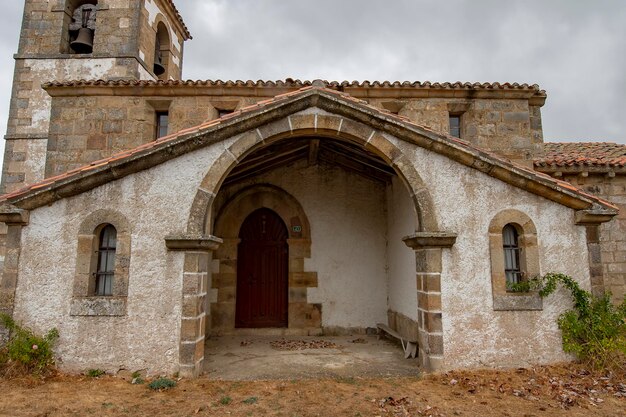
[
  {"xmin": 502, "ymin": 224, "xmax": 522, "ymax": 284},
  {"xmin": 95, "ymin": 224, "xmax": 117, "ymax": 296}
]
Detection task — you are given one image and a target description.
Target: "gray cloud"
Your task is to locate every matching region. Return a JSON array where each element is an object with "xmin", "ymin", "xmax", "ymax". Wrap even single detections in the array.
[{"xmin": 0, "ymin": 0, "xmax": 624, "ymax": 171}]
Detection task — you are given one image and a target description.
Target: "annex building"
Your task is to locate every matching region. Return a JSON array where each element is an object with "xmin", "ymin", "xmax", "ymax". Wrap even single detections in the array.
[{"xmin": 0, "ymin": 0, "xmax": 624, "ymax": 377}]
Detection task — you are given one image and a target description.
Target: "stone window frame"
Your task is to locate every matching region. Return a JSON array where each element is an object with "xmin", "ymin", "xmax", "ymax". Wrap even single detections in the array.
[
  {"xmin": 488, "ymin": 209, "xmax": 542, "ymax": 311},
  {"xmin": 70, "ymin": 209, "xmax": 131, "ymax": 316},
  {"xmin": 447, "ymin": 102, "xmax": 469, "ymax": 139}
]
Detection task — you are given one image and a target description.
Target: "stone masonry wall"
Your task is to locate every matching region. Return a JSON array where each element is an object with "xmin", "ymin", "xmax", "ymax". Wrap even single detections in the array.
[
  {"xmin": 370, "ymin": 98, "xmax": 541, "ymax": 168},
  {"xmin": 559, "ymin": 173, "xmax": 626, "ymax": 303}
]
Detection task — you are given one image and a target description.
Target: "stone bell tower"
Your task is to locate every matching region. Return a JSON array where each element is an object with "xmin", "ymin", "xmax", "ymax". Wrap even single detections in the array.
[{"xmin": 1, "ymin": 0, "xmax": 191, "ymax": 194}]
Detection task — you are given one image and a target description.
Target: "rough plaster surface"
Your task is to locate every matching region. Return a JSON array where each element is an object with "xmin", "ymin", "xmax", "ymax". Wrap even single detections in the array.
[
  {"xmin": 386, "ymin": 175, "xmax": 419, "ymax": 321},
  {"xmin": 13, "ymin": 141, "xmax": 232, "ymax": 374},
  {"xmin": 391, "ymin": 136, "xmax": 590, "ymax": 369},
  {"xmin": 220, "ymin": 158, "xmax": 390, "ymax": 329}
]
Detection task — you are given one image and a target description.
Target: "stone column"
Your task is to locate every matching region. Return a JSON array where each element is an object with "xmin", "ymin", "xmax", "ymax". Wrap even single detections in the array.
[
  {"xmin": 575, "ymin": 209, "xmax": 617, "ymax": 298},
  {"xmin": 0, "ymin": 208, "xmax": 29, "ymax": 340},
  {"xmin": 403, "ymin": 232, "xmax": 456, "ymax": 372},
  {"xmin": 165, "ymin": 234, "xmax": 222, "ymax": 378}
]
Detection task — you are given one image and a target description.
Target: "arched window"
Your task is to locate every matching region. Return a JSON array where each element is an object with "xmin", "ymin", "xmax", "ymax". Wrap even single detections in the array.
[
  {"xmin": 502, "ymin": 224, "xmax": 521, "ymax": 284},
  {"xmin": 95, "ymin": 224, "xmax": 116, "ymax": 296},
  {"xmin": 488, "ymin": 210, "xmax": 541, "ymax": 310}
]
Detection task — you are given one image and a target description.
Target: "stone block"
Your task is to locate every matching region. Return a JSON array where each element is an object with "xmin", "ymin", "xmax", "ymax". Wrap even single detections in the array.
[
  {"xmin": 364, "ymin": 132, "xmax": 400, "ymax": 163},
  {"xmin": 180, "ymin": 317, "xmax": 201, "ymax": 341},
  {"xmin": 417, "ymin": 292, "xmax": 442, "ymax": 311},
  {"xmin": 424, "ymin": 312, "xmax": 443, "ymax": 333},
  {"xmin": 212, "ymin": 273, "xmax": 236, "ymax": 288},
  {"xmin": 503, "ymin": 112, "xmax": 529, "ymax": 123},
  {"xmin": 289, "ymin": 272, "xmax": 317, "ymax": 287},
  {"xmin": 228, "ymin": 130, "xmax": 263, "ymax": 160},
  {"xmin": 415, "ymin": 248, "xmax": 442, "ymax": 273},
  {"xmin": 428, "ymin": 333, "xmax": 444, "ymax": 355},
  {"xmin": 289, "ymin": 287, "xmax": 307, "ymax": 303},
  {"xmin": 257, "ymin": 118, "xmax": 291, "ymax": 141},
  {"xmin": 315, "ymin": 114, "xmax": 342, "ymax": 132},
  {"xmin": 217, "ymin": 286, "xmax": 235, "ymax": 302}
]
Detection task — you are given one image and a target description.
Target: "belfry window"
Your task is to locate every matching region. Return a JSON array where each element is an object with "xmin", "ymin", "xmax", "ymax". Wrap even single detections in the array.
[
  {"xmin": 68, "ymin": 2, "xmax": 97, "ymax": 54},
  {"xmin": 95, "ymin": 224, "xmax": 117, "ymax": 296},
  {"xmin": 503, "ymin": 224, "xmax": 522, "ymax": 284},
  {"xmin": 154, "ymin": 22, "xmax": 171, "ymax": 79}
]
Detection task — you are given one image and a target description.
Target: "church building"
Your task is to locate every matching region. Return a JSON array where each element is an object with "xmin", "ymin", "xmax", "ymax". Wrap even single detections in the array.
[{"xmin": 0, "ymin": 0, "xmax": 624, "ymax": 377}]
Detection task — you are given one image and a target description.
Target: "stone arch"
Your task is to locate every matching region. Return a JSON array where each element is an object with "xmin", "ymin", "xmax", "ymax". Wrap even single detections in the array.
[
  {"xmin": 213, "ymin": 184, "xmax": 311, "ymax": 240},
  {"xmin": 183, "ymin": 111, "xmax": 451, "ymax": 374},
  {"xmin": 186, "ymin": 113, "xmax": 439, "ymax": 236},
  {"xmin": 209, "ymin": 184, "xmax": 319, "ymax": 334}
]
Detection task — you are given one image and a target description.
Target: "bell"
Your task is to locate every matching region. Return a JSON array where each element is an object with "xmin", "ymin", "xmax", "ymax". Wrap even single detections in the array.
[
  {"xmin": 153, "ymin": 61, "xmax": 165, "ymax": 76},
  {"xmin": 70, "ymin": 27, "xmax": 94, "ymax": 54}
]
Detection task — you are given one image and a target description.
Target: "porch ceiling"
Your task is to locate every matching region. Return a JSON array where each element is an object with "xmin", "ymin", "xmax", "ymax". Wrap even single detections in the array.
[{"xmin": 224, "ymin": 137, "xmax": 396, "ymax": 186}]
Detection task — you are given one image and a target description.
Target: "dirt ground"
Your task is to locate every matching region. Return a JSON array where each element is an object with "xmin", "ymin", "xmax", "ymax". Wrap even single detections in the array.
[{"xmin": 0, "ymin": 364, "xmax": 624, "ymax": 417}]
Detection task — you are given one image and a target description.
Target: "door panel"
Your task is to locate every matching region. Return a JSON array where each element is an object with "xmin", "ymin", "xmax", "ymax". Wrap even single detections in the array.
[{"xmin": 236, "ymin": 208, "xmax": 288, "ymax": 328}]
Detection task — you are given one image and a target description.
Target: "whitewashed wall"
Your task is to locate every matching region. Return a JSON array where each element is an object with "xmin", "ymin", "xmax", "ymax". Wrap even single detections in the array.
[
  {"xmin": 392, "ymin": 136, "xmax": 589, "ymax": 368},
  {"xmin": 386, "ymin": 175, "xmax": 419, "ymax": 321},
  {"xmin": 221, "ymin": 158, "xmax": 390, "ymax": 329},
  {"xmin": 13, "ymin": 138, "xmax": 235, "ymax": 374}
]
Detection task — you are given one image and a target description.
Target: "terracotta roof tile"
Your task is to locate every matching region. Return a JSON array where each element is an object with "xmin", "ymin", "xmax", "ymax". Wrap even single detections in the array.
[
  {"xmin": 535, "ymin": 142, "xmax": 626, "ymax": 168},
  {"xmin": 42, "ymin": 79, "xmax": 545, "ymax": 94},
  {"xmin": 163, "ymin": 0, "xmax": 191, "ymax": 39}
]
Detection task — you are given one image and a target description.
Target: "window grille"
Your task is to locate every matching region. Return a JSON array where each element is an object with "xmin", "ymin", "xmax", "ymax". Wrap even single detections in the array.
[
  {"xmin": 95, "ymin": 224, "xmax": 117, "ymax": 296},
  {"xmin": 503, "ymin": 224, "xmax": 522, "ymax": 284}
]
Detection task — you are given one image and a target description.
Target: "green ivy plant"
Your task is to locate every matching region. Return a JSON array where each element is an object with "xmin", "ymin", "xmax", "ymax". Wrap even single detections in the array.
[
  {"xmin": 506, "ymin": 276, "xmax": 542, "ymax": 293},
  {"xmin": 539, "ymin": 273, "xmax": 626, "ymax": 371},
  {"xmin": 0, "ymin": 313, "xmax": 59, "ymax": 375}
]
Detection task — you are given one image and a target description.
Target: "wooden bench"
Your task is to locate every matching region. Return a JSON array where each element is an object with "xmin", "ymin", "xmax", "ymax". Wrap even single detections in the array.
[{"xmin": 376, "ymin": 323, "xmax": 418, "ymax": 359}]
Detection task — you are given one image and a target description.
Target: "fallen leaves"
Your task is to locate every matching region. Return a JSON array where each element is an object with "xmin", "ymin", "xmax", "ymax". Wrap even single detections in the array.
[
  {"xmin": 437, "ymin": 364, "xmax": 626, "ymax": 410},
  {"xmin": 269, "ymin": 339, "xmax": 340, "ymax": 350}
]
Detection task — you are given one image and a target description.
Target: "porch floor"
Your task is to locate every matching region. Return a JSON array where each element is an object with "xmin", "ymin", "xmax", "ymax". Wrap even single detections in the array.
[{"xmin": 202, "ymin": 334, "xmax": 420, "ymax": 380}]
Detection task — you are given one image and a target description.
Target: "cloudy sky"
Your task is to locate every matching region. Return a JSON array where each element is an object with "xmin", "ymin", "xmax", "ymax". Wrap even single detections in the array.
[{"xmin": 0, "ymin": 0, "xmax": 624, "ymax": 169}]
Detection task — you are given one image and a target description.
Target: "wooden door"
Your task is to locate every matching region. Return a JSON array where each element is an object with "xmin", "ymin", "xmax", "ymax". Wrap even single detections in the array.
[{"xmin": 236, "ymin": 208, "xmax": 288, "ymax": 328}]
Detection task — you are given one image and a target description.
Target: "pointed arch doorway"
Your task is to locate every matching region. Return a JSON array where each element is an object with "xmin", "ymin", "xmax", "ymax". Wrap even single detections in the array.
[{"xmin": 236, "ymin": 208, "xmax": 289, "ymax": 328}]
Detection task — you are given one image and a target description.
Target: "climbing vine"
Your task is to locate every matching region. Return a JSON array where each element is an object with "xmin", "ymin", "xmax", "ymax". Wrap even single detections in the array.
[{"xmin": 539, "ymin": 273, "xmax": 626, "ymax": 371}]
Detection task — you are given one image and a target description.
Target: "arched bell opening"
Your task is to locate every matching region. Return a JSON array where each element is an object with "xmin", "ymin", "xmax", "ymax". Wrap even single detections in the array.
[
  {"xmin": 154, "ymin": 22, "xmax": 171, "ymax": 79},
  {"xmin": 65, "ymin": 1, "xmax": 98, "ymax": 54}
]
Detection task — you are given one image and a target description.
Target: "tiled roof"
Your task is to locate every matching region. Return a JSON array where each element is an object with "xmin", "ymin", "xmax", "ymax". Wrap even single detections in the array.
[
  {"xmin": 535, "ymin": 142, "xmax": 626, "ymax": 169},
  {"xmin": 42, "ymin": 79, "xmax": 545, "ymax": 93},
  {"xmin": 164, "ymin": 0, "xmax": 191, "ymax": 39},
  {"xmin": 0, "ymin": 87, "xmax": 615, "ymax": 214}
]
